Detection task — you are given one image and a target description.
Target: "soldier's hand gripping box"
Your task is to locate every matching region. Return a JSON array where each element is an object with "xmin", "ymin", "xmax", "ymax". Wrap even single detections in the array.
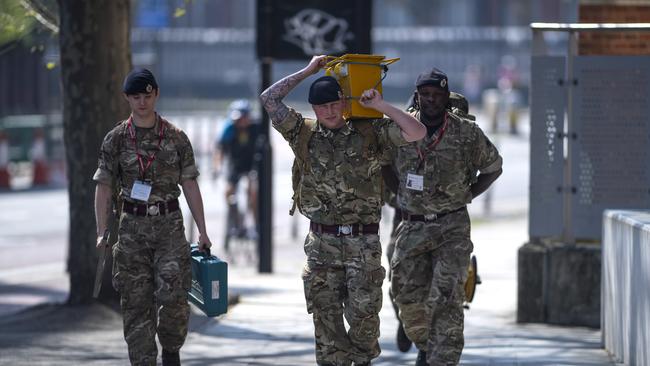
[{"xmin": 189, "ymin": 243, "xmax": 228, "ymax": 317}]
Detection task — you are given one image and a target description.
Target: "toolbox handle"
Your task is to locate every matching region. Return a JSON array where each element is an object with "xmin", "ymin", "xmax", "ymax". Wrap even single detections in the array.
[
  {"xmin": 382, "ymin": 57, "xmax": 400, "ymax": 66},
  {"xmin": 190, "ymin": 243, "xmax": 212, "ymax": 259},
  {"xmin": 324, "ymin": 56, "xmax": 400, "ymax": 69},
  {"xmin": 323, "ymin": 55, "xmax": 340, "ymax": 69}
]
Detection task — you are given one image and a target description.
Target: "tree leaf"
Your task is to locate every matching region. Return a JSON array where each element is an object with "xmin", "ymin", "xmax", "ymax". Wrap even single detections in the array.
[{"xmin": 173, "ymin": 7, "xmax": 186, "ymax": 18}]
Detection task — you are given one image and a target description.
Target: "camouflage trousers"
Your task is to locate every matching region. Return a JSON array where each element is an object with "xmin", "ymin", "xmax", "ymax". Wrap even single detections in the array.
[
  {"xmin": 390, "ymin": 208, "xmax": 473, "ymax": 366},
  {"xmin": 112, "ymin": 210, "xmax": 191, "ymax": 366},
  {"xmin": 301, "ymin": 231, "xmax": 386, "ymax": 366}
]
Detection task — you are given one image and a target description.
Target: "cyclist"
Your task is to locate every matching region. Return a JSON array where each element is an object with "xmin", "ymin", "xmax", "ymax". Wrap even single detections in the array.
[{"xmin": 213, "ymin": 100, "xmax": 260, "ymax": 237}]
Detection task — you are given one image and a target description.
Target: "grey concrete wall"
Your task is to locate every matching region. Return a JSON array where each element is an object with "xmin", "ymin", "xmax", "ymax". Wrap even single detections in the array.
[{"xmin": 602, "ymin": 210, "xmax": 650, "ymax": 366}]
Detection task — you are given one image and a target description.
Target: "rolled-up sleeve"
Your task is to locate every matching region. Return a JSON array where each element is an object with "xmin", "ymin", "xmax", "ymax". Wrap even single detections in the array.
[
  {"xmin": 93, "ymin": 131, "xmax": 117, "ymax": 186},
  {"xmin": 273, "ymin": 108, "xmax": 302, "ymax": 141},
  {"xmin": 377, "ymin": 118, "xmax": 408, "ymax": 150},
  {"xmin": 387, "ymin": 121, "xmax": 409, "ymax": 147},
  {"xmin": 472, "ymin": 127, "xmax": 502, "ymax": 174},
  {"xmin": 178, "ymin": 130, "xmax": 200, "ymax": 181}
]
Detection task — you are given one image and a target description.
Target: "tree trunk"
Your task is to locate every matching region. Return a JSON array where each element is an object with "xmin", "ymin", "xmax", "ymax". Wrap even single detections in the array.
[{"xmin": 58, "ymin": 0, "xmax": 131, "ymax": 305}]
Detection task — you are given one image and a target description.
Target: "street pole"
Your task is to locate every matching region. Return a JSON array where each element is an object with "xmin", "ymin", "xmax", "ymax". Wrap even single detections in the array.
[
  {"xmin": 562, "ymin": 30, "xmax": 577, "ymax": 245},
  {"xmin": 257, "ymin": 58, "xmax": 273, "ymax": 273}
]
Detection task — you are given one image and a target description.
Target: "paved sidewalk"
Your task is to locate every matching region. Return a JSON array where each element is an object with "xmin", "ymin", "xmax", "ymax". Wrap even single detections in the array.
[
  {"xmin": 0, "ymin": 118, "xmax": 614, "ymax": 365},
  {"xmin": 180, "ymin": 215, "xmax": 613, "ymax": 365},
  {"xmin": 0, "ymin": 214, "xmax": 614, "ymax": 365}
]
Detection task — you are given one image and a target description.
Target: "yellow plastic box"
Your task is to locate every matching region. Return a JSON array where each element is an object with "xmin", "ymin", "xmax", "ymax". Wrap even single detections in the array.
[{"xmin": 325, "ymin": 54, "xmax": 399, "ymax": 120}]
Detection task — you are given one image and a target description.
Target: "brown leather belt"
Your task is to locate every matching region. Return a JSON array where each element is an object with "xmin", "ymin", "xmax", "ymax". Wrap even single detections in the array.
[
  {"xmin": 402, "ymin": 206, "xmax": 465, "ymax": 222},
  {"xmin": 309, "ymin": 222, "xmax": 379, "ymax": 236},
  {"xmin": 123, "ymin": 198, "xmax": 180, "ymax": 217}
]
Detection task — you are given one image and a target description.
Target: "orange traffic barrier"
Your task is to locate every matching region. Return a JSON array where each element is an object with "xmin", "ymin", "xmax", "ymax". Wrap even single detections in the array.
[
  {"xmin": 31, "ymin": 128, "xmax": 49, "ymax": 186},
  {"xmin": 0, "ymin": 131, "xmax": 10, "ymax": 189}
]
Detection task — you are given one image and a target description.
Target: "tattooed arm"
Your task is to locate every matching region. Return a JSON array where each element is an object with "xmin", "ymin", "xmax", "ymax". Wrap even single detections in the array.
[{"xmin": 260, "ymin": 55, "xmax": 329, "ymax": 124}]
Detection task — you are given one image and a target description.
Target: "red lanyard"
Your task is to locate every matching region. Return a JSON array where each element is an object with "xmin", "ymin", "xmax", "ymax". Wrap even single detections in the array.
[
  {"xmin": 127, "ymin": 115, "xmax": 165, "ymax": 180},
  {"xmin": 416, "ymin": 112, "xmax": 448, "ymax": 171}
]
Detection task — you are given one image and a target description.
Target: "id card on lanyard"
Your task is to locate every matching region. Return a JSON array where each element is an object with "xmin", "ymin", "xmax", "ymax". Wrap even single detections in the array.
[
  {"xmin": 131, "ymin": 180, "xmax": 152, "ymax": 201},
  {"xmin": 406, "ymin": 113, "xmax": 448, "ymax": 192},
  {"xmin": 127, "ymin": 116, "xmax": 165, "ymax": 202},
  {"xmin": 405, "ymin": 173, "xmax": 424, "ymax": 191}
]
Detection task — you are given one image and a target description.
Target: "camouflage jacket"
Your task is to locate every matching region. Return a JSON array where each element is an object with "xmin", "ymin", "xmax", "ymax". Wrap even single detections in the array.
[
  {"xmin": 393, "ymin": 111, "xmax": 502, "ymax": 214},
  {"xmin": 93, "ymin": 114, "xmax": 200, "ymax": 203},
  {"xmin": 274, "ymin": 108, "xmax": 408, "ymax": 225}
]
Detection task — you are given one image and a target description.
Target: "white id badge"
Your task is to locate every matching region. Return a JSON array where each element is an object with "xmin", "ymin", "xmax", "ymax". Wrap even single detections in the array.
[
  {"xmin": 130, "ymin": 180, "xmax": 152, "ymax": 201},
  {"xmin": 405, "ymin": 173, "xmax": 424, "ymax": 191}
]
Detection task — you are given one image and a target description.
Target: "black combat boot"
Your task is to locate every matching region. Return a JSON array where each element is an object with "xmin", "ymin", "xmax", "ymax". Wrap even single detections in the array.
[
  {"xmin": 415, "ymin": 350, "xmax": 428, "ymax": 366},
  {"xmin": 396, "ymin": 320, "xmax": 412, "ymax": 352},
  {"xmin": 162, "ymin": 349, "xmax": 181, "ymax": 366}
]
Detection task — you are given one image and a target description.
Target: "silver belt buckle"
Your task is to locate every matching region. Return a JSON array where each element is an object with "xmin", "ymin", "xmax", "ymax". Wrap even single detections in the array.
[
  {"xmin": 424, "ymin": 213, "xmax": 438, "ymax": 221},
  {"xmin": 148, "ymin": 205, "xmax": 160, "ymax": 216},
  {"xmin": 338, "ymin": 224, "xmax": 353, "ymax": 236}
]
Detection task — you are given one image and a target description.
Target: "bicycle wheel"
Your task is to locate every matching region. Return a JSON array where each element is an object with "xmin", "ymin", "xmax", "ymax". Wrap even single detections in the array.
[{"xmin": 224, "ymin": 200, "xmax": 239, "ymax": 254}]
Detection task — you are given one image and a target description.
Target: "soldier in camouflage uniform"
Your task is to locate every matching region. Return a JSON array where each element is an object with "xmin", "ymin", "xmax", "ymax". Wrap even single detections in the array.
[
  {"xmin": 260, "ymin": 56, "xmax": 426, "ymax": 366},
  {"xmin": 93, "ymin": 68, "xmax": 212, "ymax": 366},
  {"xmin": 389, "ymin": 68, "xmax": 502, "ymax": 366}
]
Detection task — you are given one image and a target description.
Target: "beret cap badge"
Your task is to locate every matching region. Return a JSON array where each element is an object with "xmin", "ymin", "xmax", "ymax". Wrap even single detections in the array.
[
  {"xmin": 415, "ymin": 67, "xmax": 449, "ymax": 92},
  {"xmin": 122, "ymin": 68, "xmax": 158, "ymax": 95}
]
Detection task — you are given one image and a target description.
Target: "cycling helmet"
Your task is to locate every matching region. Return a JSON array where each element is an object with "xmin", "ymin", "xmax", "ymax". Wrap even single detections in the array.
[{"xmin": 229, "ymin": 99, "xmax": 251, "ymax": 120}]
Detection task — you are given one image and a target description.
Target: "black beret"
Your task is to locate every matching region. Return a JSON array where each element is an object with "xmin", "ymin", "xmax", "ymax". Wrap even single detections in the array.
[
  {"xmin": 123, "ymin": 68, "xmax": 158, "ymax": 95},
  {"xmin": 415, "ymin": 67, "xmax": 449, "ymax": 91},
  {"xmin": 308, "ymin": 76, "xmax": 342, "ymax": 105}
]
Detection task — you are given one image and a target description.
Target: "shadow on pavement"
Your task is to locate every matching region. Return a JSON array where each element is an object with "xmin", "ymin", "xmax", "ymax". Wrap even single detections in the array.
[
  {"xmin": 191, "ymin": 321, "xmax": 315, "ymax": 344},
  {"xmin": 461, "ymin": 356, "xmax": 608, "ymax": 365},
  {"xmin": 0, "ymin": 282, "xmax": 68, "ymax": 317},
  {"xmin": 181, "ymin": 347, "xmax": 316, "ymax": 366},
  {"xmin": 0, "ymin": 303, "xmax": 121, "ymax": 347},
  {"xmin": 0, "ymin": 282, "xmax": 66, "ymax": 298}
]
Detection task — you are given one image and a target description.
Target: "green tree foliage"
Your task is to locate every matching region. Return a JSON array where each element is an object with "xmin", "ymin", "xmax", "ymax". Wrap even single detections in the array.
[{"xmin": 0, "ymin": 0, "xmax": 37, "ymax": 46}]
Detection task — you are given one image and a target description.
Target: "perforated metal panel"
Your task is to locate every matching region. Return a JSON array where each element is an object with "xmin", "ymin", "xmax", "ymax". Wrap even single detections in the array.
[
  {"xmin": 529, "ymin": 56, "xmax": 566, "ymax": 238},
  {"xmin": 571, "ymin": 56, "xmax": 650, "ymax": 239}
]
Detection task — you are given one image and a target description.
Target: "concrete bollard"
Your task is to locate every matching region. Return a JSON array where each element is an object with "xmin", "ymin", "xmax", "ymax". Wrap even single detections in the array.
[{"xmin": 517, "ymin": 240, "xmax": 601, "ymax": 328}]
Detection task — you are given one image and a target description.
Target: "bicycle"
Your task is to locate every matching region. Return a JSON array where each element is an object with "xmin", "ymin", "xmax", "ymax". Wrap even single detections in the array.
[{"xmin": 223, "ymin": 170, "xmax": 258, "ymax": 265}]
